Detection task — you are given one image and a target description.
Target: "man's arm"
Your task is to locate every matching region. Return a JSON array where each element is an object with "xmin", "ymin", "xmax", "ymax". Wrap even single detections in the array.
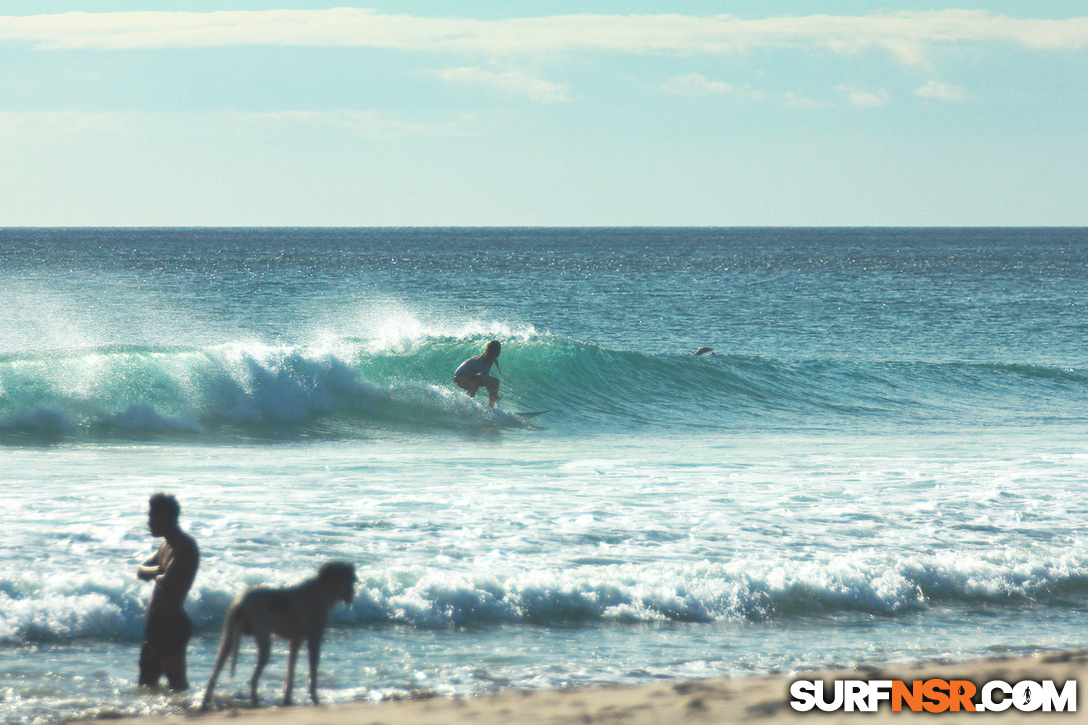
[
  {"xmin": 137, "ymin": 546, "xmax": 163, "ymax": 581},
  {"xmin": 154, "ymin": 535, "xmax": 199, "ymax": 610}
]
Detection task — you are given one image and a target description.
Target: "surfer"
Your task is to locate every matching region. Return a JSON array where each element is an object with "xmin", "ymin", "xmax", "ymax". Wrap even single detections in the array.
[
  {"xmin": 454, "ymin": 339, "xmax": 502, "ymax": 408},
  {"xmin": 136, "ymin": 493, "xmax": 199, "ymax": 691}
]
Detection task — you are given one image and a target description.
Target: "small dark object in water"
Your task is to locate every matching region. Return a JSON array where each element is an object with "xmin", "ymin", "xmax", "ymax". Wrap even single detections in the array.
[{"xmin": 693, "ymin": 347, "xmax": 715, "ymax": 356}]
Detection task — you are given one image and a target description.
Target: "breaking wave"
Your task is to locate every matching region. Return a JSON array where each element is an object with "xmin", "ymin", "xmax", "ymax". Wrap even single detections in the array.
[
  {"xmin": 2, "ymin": 330, "xmax": 1087, "ymax": 443},
  {"xmin": 3, "ymin": 550, "xmax": 1087, "ymax": 645}
]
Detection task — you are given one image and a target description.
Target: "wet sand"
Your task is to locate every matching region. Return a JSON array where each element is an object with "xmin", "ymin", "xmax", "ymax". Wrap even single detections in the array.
[{"xmin": 108, "ymin": 650, "xmax": 1088, "ymax": 724}]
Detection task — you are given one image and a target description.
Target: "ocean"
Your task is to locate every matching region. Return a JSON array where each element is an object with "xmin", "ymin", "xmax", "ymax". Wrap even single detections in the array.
[{"xmin": 1, "ymin": 227, "xmax": 1086, "ymax": 722}]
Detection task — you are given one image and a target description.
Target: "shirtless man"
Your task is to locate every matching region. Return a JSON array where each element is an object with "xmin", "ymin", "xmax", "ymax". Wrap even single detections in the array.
[
  {"xmin": 137, "ymin": 493, "xmax": 200, "ymax": 691},
  {"xmin": 454, "ymin": 339, "xmax": 502, "ymax": 408}
]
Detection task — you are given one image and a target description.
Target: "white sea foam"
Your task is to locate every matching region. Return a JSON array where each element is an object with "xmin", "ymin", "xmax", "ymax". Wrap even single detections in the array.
[{"xmin": 3, "ymin": 546, "xmax": 1086, "ymax": 648}]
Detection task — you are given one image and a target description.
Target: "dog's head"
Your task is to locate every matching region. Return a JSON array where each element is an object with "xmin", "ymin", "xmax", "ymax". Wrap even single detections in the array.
[{"xmin": 318, "ymin": 561, "xmax": 357, "ymax": 604}]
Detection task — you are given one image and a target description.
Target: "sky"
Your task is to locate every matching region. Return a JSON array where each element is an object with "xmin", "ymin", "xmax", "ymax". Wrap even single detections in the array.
[{"xmin": 1, "ymin": 1, "xmax": 1086, "ymax": 226}]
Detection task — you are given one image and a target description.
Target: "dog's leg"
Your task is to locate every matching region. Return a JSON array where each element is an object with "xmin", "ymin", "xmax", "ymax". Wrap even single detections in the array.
[
  {"xmin": 201, "ymin": 652, "xmax": 226, "ymax": 711},
  {"xmin": 284, "ymin": 639, "xmax": 301, "ymax": 706},
  {"xmin": 250, "ymin": 631, "xmax": 271, "ymax": 706},
  {"xmin": 307, "ymin": 635, "xmax": 322, "ymax": 704}
]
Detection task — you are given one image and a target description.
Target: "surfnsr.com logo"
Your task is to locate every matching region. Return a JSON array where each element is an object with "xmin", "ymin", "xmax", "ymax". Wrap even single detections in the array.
[{"xmin": 790, "ymin": 678, "xmax": 1077, "ymax": 713}]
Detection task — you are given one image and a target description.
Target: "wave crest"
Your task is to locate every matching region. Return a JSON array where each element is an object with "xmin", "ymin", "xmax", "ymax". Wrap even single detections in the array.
[
  {"xmin": 4, "ymin": 552, "xmax": 1085, "ymax": 644},
  {"xmin": 3, "ymin": 333, "xmax": 1088, "ymax": 442}
]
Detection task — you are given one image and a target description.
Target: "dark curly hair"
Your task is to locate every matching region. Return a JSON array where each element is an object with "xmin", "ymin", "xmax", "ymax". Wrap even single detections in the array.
[{"xmin": 148, "ymin": 493, "xmax": 180, "ymax": 522}]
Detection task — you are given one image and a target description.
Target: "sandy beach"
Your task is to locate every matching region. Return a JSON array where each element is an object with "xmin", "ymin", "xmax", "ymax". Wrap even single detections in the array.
[{"xmin": 107, "ymin": 650, "xmax": 1087, "ymax": 725}]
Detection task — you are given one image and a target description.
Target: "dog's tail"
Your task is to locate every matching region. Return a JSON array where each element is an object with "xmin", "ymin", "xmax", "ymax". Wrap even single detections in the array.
[
  {"xmin": 229, "ymin": 626, "xmax": 244, "ymax": 678},
  {"xmin": 225, "ymin": 606, "xmax": 244, "ymax": 678}
]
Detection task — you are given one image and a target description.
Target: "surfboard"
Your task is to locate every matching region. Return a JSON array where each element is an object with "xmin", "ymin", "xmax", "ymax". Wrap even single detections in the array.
[{"xmin": 513, "ymin": 411, "xmax": 548, "ymax": 419}]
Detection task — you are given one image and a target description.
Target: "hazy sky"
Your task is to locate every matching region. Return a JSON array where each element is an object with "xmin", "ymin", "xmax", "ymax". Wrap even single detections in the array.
[{"xmin": 2, "ymin": 1, "xmax": 1086, "ymax": 226}]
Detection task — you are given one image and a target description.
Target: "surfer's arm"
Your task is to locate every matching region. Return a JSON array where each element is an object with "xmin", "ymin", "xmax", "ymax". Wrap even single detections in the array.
[{"xmin": 454, "ymin": 356, "xmax": 485, "ymax": 379}]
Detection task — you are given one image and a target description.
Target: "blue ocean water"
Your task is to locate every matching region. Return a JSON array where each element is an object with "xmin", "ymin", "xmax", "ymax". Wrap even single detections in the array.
[{"xmin": 1, "ymin": 228, "xmax": 1087, "ymax": 722}]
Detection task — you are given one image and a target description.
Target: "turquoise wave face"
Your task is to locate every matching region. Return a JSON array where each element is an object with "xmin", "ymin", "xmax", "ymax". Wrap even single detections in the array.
[{"xmin": 3, "ymin": 334, "xmax": 1088, "ymax": 443}]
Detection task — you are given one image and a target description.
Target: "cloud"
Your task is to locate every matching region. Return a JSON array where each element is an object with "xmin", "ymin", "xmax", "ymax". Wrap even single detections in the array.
[
  {"xmin": 661, "ymin": 73, "xmax": 767, "ymax": 101},
  {"xmin": 2, "ymin": 9, "xmax": 1087, "ymax": 63},
  {"xmin": 837, "ymin": 85, "xmax": 892, "ymax": 108},
  {"xmin": 0, "ymin": 110, "xmax": 133, "ymax": 136},
  {"xmin": 234, "ymin": 109, "xmax": 484, "ymax": 137},
  {"xmin": 914, "ymin": 80, "xmax": 968, "ymax": 102},
  {"xmin": 661, "ymin": 72, "xmax": 830, "ymax": 108},
  {"xmin": 438, "ymin": 67, "xmax": 571, "ymax": 104},
  {"xmin": 0, "ymin": 109, "xmax": 479, "ymax": 139},
  {"xmin": 781, "ymin": 91, "xmax": 829, "ymax": 109}
]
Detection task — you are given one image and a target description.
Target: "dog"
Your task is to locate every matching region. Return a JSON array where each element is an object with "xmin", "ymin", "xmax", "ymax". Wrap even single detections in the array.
[{"xmin": 201, "ymin": 561, "xmax": 356, "ymax": 710}]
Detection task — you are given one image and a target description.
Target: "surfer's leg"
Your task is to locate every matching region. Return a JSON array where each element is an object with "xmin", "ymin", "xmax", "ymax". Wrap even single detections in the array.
[
  {"xmin": 454, "ymin": 376, "xmax": 480, "ymax": 398},
  {"xmin": 482, "ymin": 376, "xmax": 500, "ymax": 408}
]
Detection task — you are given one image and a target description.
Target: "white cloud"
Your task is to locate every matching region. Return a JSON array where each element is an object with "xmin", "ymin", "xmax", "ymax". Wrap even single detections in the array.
[
  {"xmin": 1, "ymin": 10, "xmax": 1087, "ymax": 62},
  {"xmin": 0, "ymin": 110, "xmax": 133, "ymax": 136},
  {"xmin": 662, "ymin": 73, "xmax": 831, "ymax": 109},
  {"xmin": 782, "ymin": 91, "xmax": 829, "ymax": 109},
  {"xmin": 234, "ymin": 109, "xmax": 484, "ymax": 137},
  {"xmin": 915, "ymin": 80, "xmax": 968, "ymax": 102},
  {"xmin": 438, "ymin": 67, "xmax": 571, "ymax": 104},
  {"xmin": 837, "ymin": 84, "xmax": 892, "ymax": 108},
  {"xmin": 661, "ymin": 73, "xmax": 767, "ymax": 101},
  {"xmin": 0, "ymin": 109, "xmax": 479, "ymax": 139}
]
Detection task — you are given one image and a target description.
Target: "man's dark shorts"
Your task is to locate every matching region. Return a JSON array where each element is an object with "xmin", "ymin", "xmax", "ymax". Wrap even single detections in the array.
[{"xmin": 139, "ymin": 609, "xmax": 192, "ymax": 685}]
